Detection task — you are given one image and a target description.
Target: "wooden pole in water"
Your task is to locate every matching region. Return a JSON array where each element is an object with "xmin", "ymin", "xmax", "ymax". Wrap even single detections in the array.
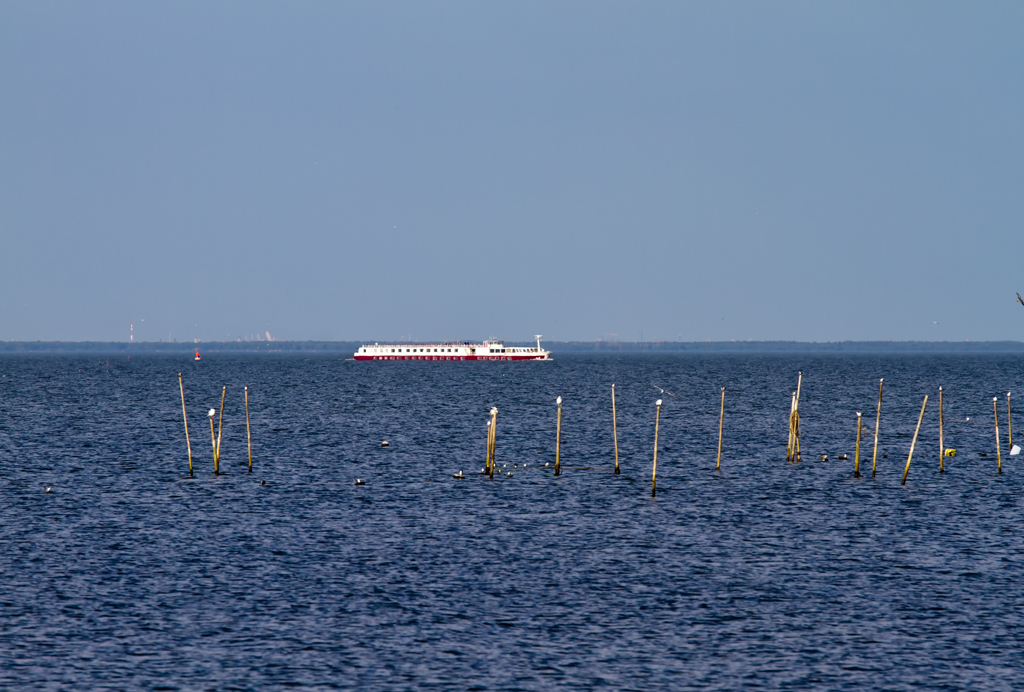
[
  {"xmin": 651, "ymin": 399, "xmax": 662, "ymax": 497},
  {"xmin": 938, "ymin": 387, "xmax": 944, "ymax": 473},
  {"xmin": 612, "ymin": 385, "xmax": 620, "ymax": 475},
  {"xmin": 215, "ymin": 386, "xmax": 226, "ymax": 472},
  {"xmin": 490, "ymin": 407, "xmax": 498, "ymax": 479},
  {"xmin": 555, "ymin": 396, "xmax": 562, "ymax": 476},
  {"xmin": 786, "ymin": 394, "xmax": 792, "ymax": 461},
  {"xmin": 994, "ymin": 397, "xmax": 1002, "ymax": 475},
  {"xmin": 872, "ymin": 378, "xmax": 883, "ymax": 477},
  {"xmin": 787, "ymin": 392, "xmax": 796, "ymax": 461},
  {"xmin": 245, "ymin": 386, "xmax": 252, "ymax": 474},
  {"xmin": 716, "ymin": 387, "xmax": 725, "ymax": 471},
  {"xmin": 793, "ymin": 373, "xmax": 803, "ymax": 462},
  {"xmin": 854, "ymin": 412, "xmax": 862, "ymax": 477},
  {"xmin": 208, "ymin": 409, "xmax": 218, "ymax": 475},
  {"xmin": 901, "ymin": 395, "xmax": 928, "ymax": 485},
  {"xmin": 1008, "ymin": 392, "xmax": 1013, "ymax": 450},
  {"xmin": 178, "ymin": 373, "xmax": 193, "ymax": 477},
  {"xmin": 485, "ymin": 420, "xmax": 492, "ymax": 473}
]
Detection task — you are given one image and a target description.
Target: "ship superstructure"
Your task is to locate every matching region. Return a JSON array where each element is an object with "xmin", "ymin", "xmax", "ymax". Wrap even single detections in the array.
[{"xmin": 354, "ymin": 336, "xmax": 551, "ymax": 361}]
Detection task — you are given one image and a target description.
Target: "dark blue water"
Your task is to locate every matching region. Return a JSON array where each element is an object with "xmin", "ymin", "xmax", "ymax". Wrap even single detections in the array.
[{"xmin": 1, "ymin": 353, "xmax": 1023, "ymax": 690}]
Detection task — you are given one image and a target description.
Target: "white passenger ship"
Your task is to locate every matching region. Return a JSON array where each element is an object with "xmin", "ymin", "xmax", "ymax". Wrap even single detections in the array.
[{"xmin": 354, "ymin": 336, "xmax": 551, "ymax": 361}]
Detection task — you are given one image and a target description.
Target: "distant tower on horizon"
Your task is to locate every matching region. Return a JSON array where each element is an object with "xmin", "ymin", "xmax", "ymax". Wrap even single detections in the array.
[{"xmin": 130, "ymin": 319, "xmax": 133, "ymax": 343}]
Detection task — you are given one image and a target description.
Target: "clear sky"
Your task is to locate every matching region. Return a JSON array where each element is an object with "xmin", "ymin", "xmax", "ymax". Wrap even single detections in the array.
[{"xmin": 1, "ymin": 2, "xmax": 1022, "ymax": 343}]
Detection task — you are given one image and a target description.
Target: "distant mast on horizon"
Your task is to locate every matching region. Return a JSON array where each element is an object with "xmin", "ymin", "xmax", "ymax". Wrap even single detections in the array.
[{"xmin": 130, "ymin": 319, "xmax": 133, "ymax": 343}]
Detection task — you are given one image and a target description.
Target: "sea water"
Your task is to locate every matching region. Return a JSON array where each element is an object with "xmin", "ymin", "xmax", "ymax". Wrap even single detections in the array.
[{"xmin": 1, "ymin": 353, "xmax": 1022, "ymax": 689}]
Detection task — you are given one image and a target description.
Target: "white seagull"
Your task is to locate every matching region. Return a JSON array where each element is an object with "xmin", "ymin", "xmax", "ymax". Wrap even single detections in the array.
[{"xmin": 651, "ymin": 383, "xmax": 679, "ymax": 398}]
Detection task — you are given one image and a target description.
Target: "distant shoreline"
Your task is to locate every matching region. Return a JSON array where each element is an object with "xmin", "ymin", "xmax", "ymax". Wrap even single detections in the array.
[{"xmin": 2, "ymin": 340, "xmax": 1023, "ymax": 354}]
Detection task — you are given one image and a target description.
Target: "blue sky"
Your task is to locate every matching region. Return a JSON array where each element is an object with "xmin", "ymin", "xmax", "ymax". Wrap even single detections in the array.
[{"xmin": 1, "ymin": 2, "xmax": 1022, "ymax": 342}]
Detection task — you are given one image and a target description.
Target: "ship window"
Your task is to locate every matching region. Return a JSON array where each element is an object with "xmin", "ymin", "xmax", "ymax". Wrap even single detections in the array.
[{"xmin": 501, "ymin": 349, "xmax": 506, "ymax": 353}]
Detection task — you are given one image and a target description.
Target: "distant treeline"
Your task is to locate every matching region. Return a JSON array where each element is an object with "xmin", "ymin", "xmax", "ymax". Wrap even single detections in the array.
[
  {"xmin": 544, "ymin": 340, "xmax": 1024, "ymax": 354},
  {"xmin": 2, "ymin": 340, "xmax": 1024, "ymax": 354},
  {"xmin": 0, "ymin": 341, "xmax": 364, "ymax": 354}
]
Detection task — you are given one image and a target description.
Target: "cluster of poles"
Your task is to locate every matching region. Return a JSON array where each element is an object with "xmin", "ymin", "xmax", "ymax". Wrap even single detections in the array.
[
  {"xmin": 780, "ymin": 373, "xmax": 1018, "ymax": 484},
  {"xmin": 851, "ymin": 379, "xmax": 1018, "ymax": 485},
  {"xmin": 175, "ymin": 371, "xmax": 1016, "ymax": 488},
  {"xmin": 177, "ymin": 373, "xmax": 254, "ymax": 477},
  {"xmin": 477, "ymin": 373, "xmax": 1019, "ymax": 496},
  {"xmin": 482, "ymin": 384, "xmax": 728, "ymax": 498}
]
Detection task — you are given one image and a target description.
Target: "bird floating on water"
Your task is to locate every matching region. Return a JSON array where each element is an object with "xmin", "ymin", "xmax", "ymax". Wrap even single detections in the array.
[
  {"xmin": 453, "ymin": 471, "xmax": 465, "ymax": 479},
  {"xmin": 44, "ymin": 486, "xmax": 52, "ymax": 493},
  {"xmin": 506, "ymin": 472, "xmax": 513, "ymax": 478},
  {"xmin": 354, "ymin": 478, "xmax": 366, "ymax": 485},
  {"xmin": 380, "ymin": 441, "xmax": 390, "ymax": 447},
  {"xmin": 260, "ymin": 480, "xmax": 266, "ymax": 486}
]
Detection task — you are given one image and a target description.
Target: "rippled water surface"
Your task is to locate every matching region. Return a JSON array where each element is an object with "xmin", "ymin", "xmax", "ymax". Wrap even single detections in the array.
[{"xmin": 2, "ymin": 353, "xmax": 1023, "ymax": 690}]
